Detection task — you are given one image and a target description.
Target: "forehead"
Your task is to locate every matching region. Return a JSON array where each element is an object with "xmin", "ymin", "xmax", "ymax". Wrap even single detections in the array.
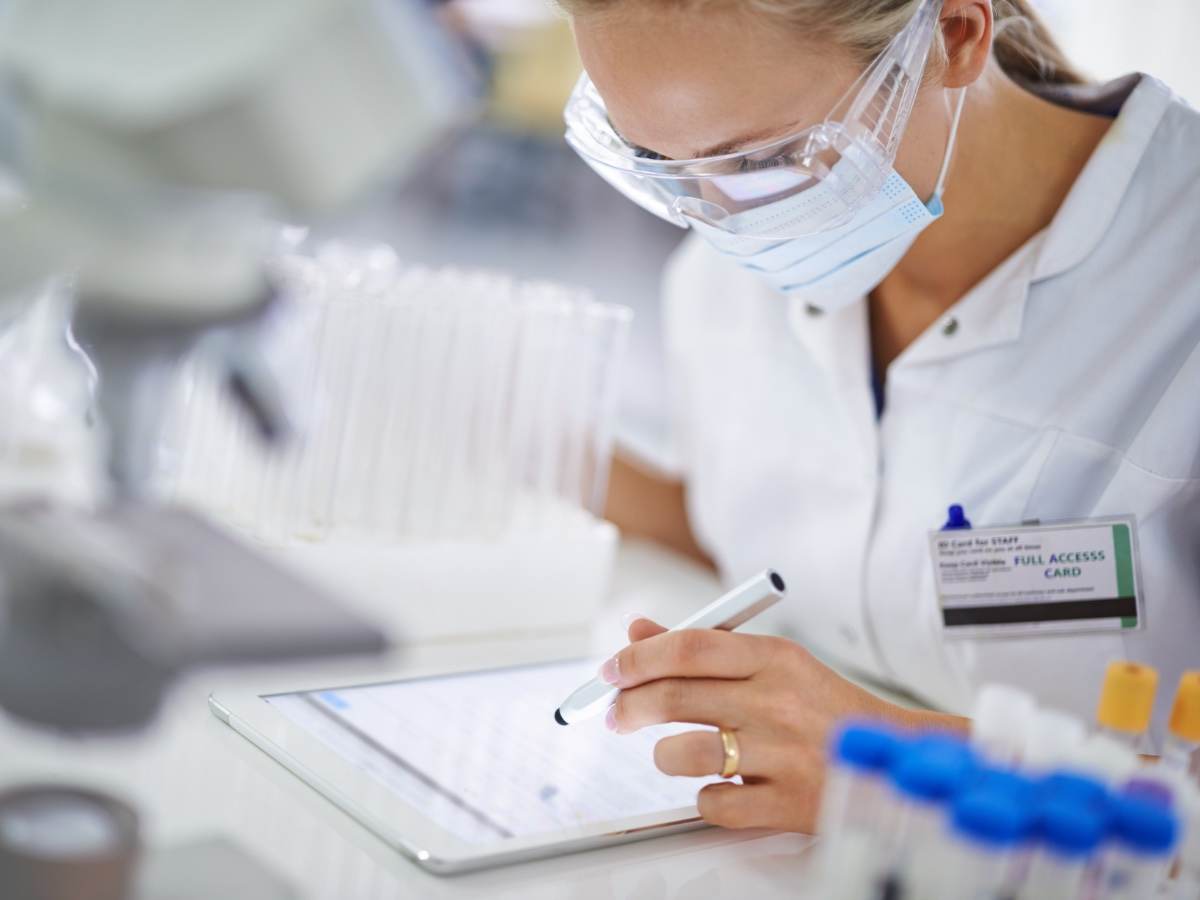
[{"xmin": 572, "ymin": 5, "xmax": 857, "ymax": 160}]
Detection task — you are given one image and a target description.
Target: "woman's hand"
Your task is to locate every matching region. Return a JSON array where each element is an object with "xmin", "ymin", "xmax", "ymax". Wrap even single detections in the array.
[{"xmin": 602, "ymin": 619, "xmax": 967, "ymax": 833}]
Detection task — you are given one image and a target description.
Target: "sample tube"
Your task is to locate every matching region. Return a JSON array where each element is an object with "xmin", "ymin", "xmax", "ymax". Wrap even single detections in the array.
[
  {"xmin": 1023, "ymin": 707, "xmax": 1087, "ymax": 773},
  {"xmin": 1094, "ymin": 794, "xmax": 1179, "ymax": 899},
  {"xmin": 883, "ymin": 735, "xmax": 978, "ymax": 899},
  {"xmin": 1019, "ymin": 794, "xmax": 1107, "ymax": 900},
  {"xmin": 1175, "ymin": 784, "xmax": 1200, "ymax": 900},
  {"xmin": 1096, "ymin": 661, "xmax": 1159, "ymax": 753},
  {"xmin": 973, "ymin": 683, "xmax": 1037, "ymax": 767},
  {"xmin": 929, "ymin": 772, "xmax": 1036, "ymax": 900},
  {"xmin": 815, "ymin": 722, "xmax": 907, "ymax": 900},
  {"xmin": 1164, "ymin": 671, "xmax": 1200, "ymax": 786},
  {"xmin": 1070, "ymin": 732, "xmax": 1141, "ymax": 786}
]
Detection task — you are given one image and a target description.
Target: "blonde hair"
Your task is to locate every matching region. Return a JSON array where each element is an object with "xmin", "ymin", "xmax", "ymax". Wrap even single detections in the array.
[{"xmin": 559, "ymin": 0, "xmax": 1085, "ymax": 86}]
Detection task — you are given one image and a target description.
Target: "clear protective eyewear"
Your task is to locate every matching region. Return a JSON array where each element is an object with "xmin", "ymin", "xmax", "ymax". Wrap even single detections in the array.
[{"xmin": 564, "ymin": 0, "xmax": 944, "ymax": 239}]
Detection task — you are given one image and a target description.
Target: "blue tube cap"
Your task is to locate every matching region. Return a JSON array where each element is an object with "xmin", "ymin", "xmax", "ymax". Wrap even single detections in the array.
[
  {"xmin": 1040, "ymin": 771, "xmax": 1111, "ymax": 814},
  {"xmin": 952, "ymin": 787, "xmax": 1035, "ymax": 849},
  {"xmin": 974, "ymin": 768, "xmax": 1039, "ymax": 802},
  {"xmin": 831, "ymin": 721, "xmax": 905, "ymax": 773},
  {"xmin": 1121, "ymin": 778, "xmax": 1174, "ymax": 809},
  {"xmin": 890, "ymin": 735, "xmax": 976, "ymax": 804},
  {"xmin": 1110, "ymin": 795, "xmax": 1179, "ymax": 856},
  {"xmin": 1037, "ymin": 798, "xmax": 1106, "ymax": 858}
]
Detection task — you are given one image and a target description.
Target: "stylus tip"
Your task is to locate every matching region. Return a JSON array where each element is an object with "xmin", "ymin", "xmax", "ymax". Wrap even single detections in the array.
[{"xmin": 554, "ymin": 709, "xmax": 567, "ymax": 726}]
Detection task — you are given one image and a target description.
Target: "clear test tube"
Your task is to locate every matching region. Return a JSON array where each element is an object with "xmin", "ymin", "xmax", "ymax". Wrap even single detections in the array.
[
  {"xmin": 1164, "ymin": 672, "xmax": 1200, "ymax": 786},
  {"xmin": 316, "ymin": 281, "xmax": 377, "ymax": 536},
  {"xmin": 212, "ymin": 370, "xmax": 253, "ymax": 523},
  {"xmin": 458, "ymin": 269, "xmax": 517, "ymax": 538},
  {"xmin": 972, "ymin": 683, "xmax": 1037, "ymax": 768},
  {"xmin": 883, "ymin": 734, "xmax": 979, "ymax": 899},
  {"xmin": 527, "ymin": 286, "xmax": 573, "ymax": 529},
  {"xmin": 555, "ymin": 297, "xmax": 590, "ymax": 516},
  {"xmin": 437, "ymin": 271, "xmax": 482, "ymax": 538},
  {"xmin": 471, "ymin": 279, "xmax": 517, "ymax": 537},
  {"xmin": 814, "ymin": 721, "xmax": 907, "ymax": 900},
  {"xmin": 1175, "ymin": 783, "xmax": 1200, "ymax": 899},
  {"xmin": 433, "ymin": 281, "xmax": 484, "ymax": 539},
  {"xmin": 1096, "ymin": 661, "xmax": 1159, "ymax": 753},
  {"xmin": 1094, "ymin": 794, "xmax": 1179, "ymax": 899},
  {"xmin": 577, "ymin": 302, "xmax": 631, "ymax": 518},
  {"xmin": 929, "ymin": 777, "xmax": 1036, "ymax": 900},
  {"xmin": 506, "ymin": 290, "xmax": 556, "ymax": 528},
  {"xmin": 401, "ymin": 272, "xmax": 455, "ymax": 538},
  {"xmin": 169, "ymin": 358, "xmax": 209, "ymax": 501},
  {"xmin": 329, "ymin": 283, "xmax": 393, "ymax": 535},
  {"xmin": 1019, "ymin": 794, "xmax": 1107, "ymax": 900},
  {"xmin": 357, "ymin": 286, "xmax": 398, "ymax": 538},
  {"xmin": 288, "ymin": 278, "xmax": 343, "ymax": 537},
  {"xmin": 292, "ymin": 278, "xmax": 343, "ymax": 534},
  {"xmin": 378, "ymin": 271, "xmax": 427, "ymax": 540},
  {"xmin": 260, "ymin": 286, "xmax": 326, "ymax": 541}
]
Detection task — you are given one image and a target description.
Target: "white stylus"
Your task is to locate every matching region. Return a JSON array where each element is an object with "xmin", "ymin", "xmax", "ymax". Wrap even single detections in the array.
[{"xmin": 553, "ymin": 569, "xmax": 786, "ymax": 726}]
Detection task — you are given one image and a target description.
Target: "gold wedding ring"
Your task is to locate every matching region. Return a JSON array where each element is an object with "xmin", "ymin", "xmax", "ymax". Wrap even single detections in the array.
[{"xmin": 718, "ymin": 728, "xmax": 740, "ymax": 779}]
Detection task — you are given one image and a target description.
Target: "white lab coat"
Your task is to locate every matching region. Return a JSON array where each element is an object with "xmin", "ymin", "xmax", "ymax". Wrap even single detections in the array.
[{"xmin": 659, "ymin": 75, "xmax": 1200, "ymax": 739}]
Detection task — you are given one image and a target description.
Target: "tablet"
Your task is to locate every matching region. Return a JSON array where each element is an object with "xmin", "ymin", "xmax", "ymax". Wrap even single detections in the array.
[{"xmin": 209, "ymin": 659, "xmax": 722, "ymax": 874}]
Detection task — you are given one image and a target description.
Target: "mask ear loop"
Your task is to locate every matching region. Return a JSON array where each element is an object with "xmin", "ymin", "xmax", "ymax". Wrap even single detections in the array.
[{"xmin": 932, "ymin": 87, "xmax": 968, "ymax": 200}]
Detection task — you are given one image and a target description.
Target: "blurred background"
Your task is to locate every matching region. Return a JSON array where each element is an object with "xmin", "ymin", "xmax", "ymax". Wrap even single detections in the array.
[
  {"xmin": 321, "ymin": 0, "xmax": 1200, "ymax": 476},
  {"xmin": 0, "ymin": 5, "xmax": 1194, "ymax": 893}
]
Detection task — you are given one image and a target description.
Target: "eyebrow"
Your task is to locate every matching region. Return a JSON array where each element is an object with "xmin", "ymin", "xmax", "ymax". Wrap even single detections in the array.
[
  {"xmin": 620, "ymin": 120, "xmax": 798, "ymax": 162},
  {"xmin": 693, "ymin": 126, "xmax": 789, "ymax": 159}
]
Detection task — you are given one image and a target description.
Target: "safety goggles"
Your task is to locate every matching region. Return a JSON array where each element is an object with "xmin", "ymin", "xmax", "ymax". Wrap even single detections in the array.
[{"xmin": 564, "ymin": 0, "xmax": 943, "ymax": 239}]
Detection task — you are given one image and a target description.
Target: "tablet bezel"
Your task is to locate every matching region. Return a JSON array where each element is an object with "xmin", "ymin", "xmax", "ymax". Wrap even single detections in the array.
[{"xmin": 208, "ymin": 658, "xmax": 711, "ymax": 874}]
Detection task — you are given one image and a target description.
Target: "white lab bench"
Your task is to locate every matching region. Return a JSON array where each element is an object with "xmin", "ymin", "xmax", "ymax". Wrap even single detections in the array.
[{"xmin": 0, "ymin": 539, "xmax": 820, "ymax": 899}]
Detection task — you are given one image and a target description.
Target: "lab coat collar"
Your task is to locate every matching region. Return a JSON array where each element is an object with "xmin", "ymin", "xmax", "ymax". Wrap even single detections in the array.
[
  {"xmin": 785, "ymin": 239, "xmax": 1038, "ymax": 378},
  {"xmin": 897, "ymin": 234, "xmax": 1041, "ymax": 367},
  {"xmin": 893, "ymin": 73, "xmax": 1170, "ymax": 368},
  {"xmin": 787, "ymin": 75, "xmax": 1171, "ymax": 372},
  {"xmin": 1031, "ymin": 74, "xmax": 1172, "ymax": 282}
]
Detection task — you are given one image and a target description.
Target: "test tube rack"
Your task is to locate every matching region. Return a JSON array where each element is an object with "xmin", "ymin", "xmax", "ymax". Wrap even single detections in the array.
[{"xmin": 153, "ymin": 242, "xmax": 631, "ymax": 641}]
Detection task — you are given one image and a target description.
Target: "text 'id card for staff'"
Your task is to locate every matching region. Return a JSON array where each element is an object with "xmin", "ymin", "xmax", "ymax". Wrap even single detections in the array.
[{"xmin": 929, "ymin": 516, "xmax": 1142, "ymax": 640}]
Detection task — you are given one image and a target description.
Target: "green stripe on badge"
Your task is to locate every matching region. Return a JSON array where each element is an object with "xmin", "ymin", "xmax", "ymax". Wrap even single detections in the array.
[{"xmin": 1113, "ymin": 523, "xmax": 1134, "ymax": 600}]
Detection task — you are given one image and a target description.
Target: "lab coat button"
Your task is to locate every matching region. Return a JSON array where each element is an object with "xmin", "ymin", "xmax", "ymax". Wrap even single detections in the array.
[
  {"xmin": 805, "ymin": 303, "xmax": 824, "ymax": 317},
  {"xmin": 942, "ymin": 317, "xmax": 959, "ymax": 337}
]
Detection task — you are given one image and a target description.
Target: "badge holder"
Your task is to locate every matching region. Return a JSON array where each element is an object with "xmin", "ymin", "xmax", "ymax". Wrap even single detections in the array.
[{"xmin": 928, "ymin": 509, "xmax": 1144, "ymax": 640}]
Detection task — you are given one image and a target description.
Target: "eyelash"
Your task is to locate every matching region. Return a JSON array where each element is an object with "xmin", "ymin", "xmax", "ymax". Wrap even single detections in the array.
[{"xmin": 627, "ymin": 141, "xmax": 788, "ymax": 171}]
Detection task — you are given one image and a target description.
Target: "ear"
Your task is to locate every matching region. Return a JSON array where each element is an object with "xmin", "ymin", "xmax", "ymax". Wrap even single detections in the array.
[{"xmin": 939, "ymin": 0, "xmax": 993, "ymax": 88}]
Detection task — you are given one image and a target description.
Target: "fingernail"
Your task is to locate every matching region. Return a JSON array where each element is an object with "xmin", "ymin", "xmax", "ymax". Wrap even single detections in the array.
[
  {"xmin": 621, "ymin": 611, "xmax": 645, "ymax": 629},
  {"xmin": 599, "ymin": 656, "xmax": 620, "ymax": 685},
  {"xmin": 605, "ymin": 704, "xmax": 618, "ymax": 732}
]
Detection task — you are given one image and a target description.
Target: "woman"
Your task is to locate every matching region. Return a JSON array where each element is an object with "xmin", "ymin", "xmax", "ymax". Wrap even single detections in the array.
[{"xmin": 560, "ymin": 0, "xmax": 1200, "ymax": 832}]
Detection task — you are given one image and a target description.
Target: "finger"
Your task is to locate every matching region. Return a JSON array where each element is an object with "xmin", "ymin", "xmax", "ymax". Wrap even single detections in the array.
[
  {"xmin": 608, "ymin": 628, "xmax": 770, "ymax": 689},
  {"xmin": 627, "ymin": 617, "xmax": 667, "ymax": 642},
  {"xmin": 697, "ymin": 782, "xmax": 794, "ymax": 830},
  {"xmin": 610, "ymin": 678, "xmax": 751, "ymax": 733},
  {"xmin": 654, "ymin": 729, "xmax": 772, "ymax": 778}
]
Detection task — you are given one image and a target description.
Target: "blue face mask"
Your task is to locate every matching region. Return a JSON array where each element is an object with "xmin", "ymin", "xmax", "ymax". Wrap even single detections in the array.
[{"xmin": 689, "ymin": 90, "xmax": 966, "ymax": 312}]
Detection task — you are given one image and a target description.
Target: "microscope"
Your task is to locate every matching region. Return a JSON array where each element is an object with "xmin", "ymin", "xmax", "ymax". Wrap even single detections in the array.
[{"xmin": 0, "ymin": 1, "xmax": 476, "ymax": 895}]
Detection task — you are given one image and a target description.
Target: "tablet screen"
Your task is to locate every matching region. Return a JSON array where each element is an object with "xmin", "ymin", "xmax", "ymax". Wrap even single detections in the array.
[{"xmin": 266, "ymin": 660, "xmax": 721, "ymax": 845}]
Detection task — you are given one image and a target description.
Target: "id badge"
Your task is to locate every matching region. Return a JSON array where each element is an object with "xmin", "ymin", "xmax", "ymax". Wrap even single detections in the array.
[{"xmin": 929, "ymin": 516, "xmax": 1143, "ymax": 639}]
